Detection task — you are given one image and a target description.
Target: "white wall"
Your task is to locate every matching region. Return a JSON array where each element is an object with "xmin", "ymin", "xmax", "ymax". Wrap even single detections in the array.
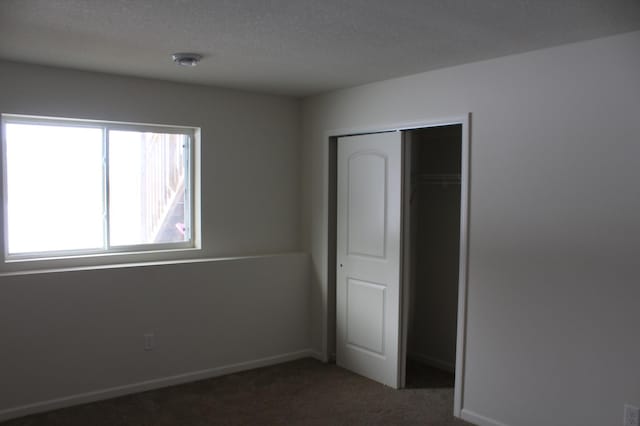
[
  {"xmin": 302, "ymin": 31, "xmax": 640, "ymax": 426},
  {"xmin": 0, "ymin": 60, "xmax": 301, "ymax": 264},
  {"xmin": 0, "ymin": 254, "xmax": 309, "ymax": 419},
  {"xmin": 0, "ymin": 62, "xmax": 310, "ymax": 420}
]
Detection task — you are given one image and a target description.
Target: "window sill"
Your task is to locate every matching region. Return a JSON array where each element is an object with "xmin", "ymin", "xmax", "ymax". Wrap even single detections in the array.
[
  {"xmin": 1, "ymin": 247, "xmax": 202, "ymax": 276},
  {"xmin": 0, "ymin": 251, "xmax": 303, "ymax": 277}
]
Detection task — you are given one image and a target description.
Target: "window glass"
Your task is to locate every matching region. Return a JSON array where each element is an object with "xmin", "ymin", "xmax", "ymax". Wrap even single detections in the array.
[
  {"xmin": 109, "ymin": 130, "xmax": 189, "ymax": 246},
  {"xmin": 2, "ymin": 115, "xmax": 195, "ymax": 260},
  {"xmin": 6, "ymin": 123, "xmax": 104, "ymax": 254}
]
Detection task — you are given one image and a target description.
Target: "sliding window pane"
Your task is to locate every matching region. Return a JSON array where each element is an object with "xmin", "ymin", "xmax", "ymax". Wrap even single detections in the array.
[
  {"xmin": 109, "ymin": 130, "xmax": 189, "ymax": 246},
  {"xmin": 5, "ymin": 123, "xmax": 104, "ymax": 254}
]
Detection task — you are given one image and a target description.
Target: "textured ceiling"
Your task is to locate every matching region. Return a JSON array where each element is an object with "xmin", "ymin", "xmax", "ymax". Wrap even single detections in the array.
[{"xmin": 1, "ymin": 0, "xmax": 639, "ymax": 96}]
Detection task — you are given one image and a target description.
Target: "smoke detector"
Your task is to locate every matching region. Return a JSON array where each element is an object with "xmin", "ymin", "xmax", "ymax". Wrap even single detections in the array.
[{"xmin": 171, "ymin": 53, "xmax": 202, "ymax": 67}]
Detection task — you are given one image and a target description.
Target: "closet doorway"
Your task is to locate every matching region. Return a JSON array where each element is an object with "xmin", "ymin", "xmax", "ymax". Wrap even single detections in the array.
[
  {"xmin": 402, "ymin": 125, "xmax": 462, "ymax": 390},
  {"xmin": 328, "ymin": 117, "xmax": 469, "ymax": 415}
]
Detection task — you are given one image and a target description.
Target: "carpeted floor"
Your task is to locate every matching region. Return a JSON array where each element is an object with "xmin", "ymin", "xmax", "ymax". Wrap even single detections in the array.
[
  {"xmin": 2, "ymin": 358, "xmax": 472, "ymax": 426},
  {"xmin": 405, "ymin": 360, "xmax": 456, "ymax": 389}
]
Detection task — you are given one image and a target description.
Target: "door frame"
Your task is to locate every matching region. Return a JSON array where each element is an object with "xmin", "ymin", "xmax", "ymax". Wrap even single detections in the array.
[{"xmin": 320, "ymin": 114, "xmax": 471, "ymax": 417}]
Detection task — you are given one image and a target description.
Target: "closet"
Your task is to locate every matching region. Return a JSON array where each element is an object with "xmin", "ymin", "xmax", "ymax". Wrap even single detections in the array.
[{"xmin": 404, "ymin": 124, "xmax": 462, "ymax": 388}]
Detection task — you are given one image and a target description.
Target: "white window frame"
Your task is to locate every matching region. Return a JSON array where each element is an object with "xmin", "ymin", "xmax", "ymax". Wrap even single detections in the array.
[{"xmin": 1, "ymin": 114, "xmax": 199, "ymax": 265}]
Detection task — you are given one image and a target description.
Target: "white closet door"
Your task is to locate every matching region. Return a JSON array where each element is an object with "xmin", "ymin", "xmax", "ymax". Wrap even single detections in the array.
[{"xmin": 336, "ymin": 131, "xmax": 402, "ymax": 388}]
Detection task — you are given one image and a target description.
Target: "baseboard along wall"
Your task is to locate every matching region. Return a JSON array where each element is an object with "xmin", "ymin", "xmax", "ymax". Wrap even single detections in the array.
[
  {"xmin": 0, "ymin": 349, "xmax": 315, "ymax": 423},
  {"xmin": 407, "ymin": 351, "xmax": 455, "ymax": 373},
  {"xmin": 461, "ymin": 409, "xmax": 511, "ymax": 426}
]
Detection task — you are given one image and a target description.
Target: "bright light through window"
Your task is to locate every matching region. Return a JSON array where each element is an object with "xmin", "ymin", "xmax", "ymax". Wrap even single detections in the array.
[
  {"xmin": 109, "ymin": 130, "xmax": 189, "ymax": 246},
  {"xmin": 2, "ymin": 115, "xmax": 195, "ymax": 259},
  {"xmin": 6, "ymin": 123, "xmax": 104, "ymax": 254}
]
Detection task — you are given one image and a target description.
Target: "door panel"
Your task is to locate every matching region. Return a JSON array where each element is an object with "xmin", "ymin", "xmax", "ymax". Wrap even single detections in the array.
[
  {"xmin": 347, "ymin": 278, "xmax": 385, "ymax": 354},
  {"xmin": 337, "ymin": 131, "xmax": 402, "ymax": 388},
  {"xmin": 347, "ymin": 153, "xmax": 387, "ymax": 258}
]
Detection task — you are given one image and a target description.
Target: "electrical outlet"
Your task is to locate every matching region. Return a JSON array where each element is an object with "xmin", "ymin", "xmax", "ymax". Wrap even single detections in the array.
[
  {"xmin": 144, "ymin": 333, "xmax": 154, "ymax": 351},
  {"xmin": 625, "ymin": 404, "xmax": 640, "ymax": 426}
]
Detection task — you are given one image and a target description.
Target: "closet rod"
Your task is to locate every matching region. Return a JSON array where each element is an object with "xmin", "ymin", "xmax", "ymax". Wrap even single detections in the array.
[{"xmin": 413, "ymin": 173, "xmax": 461, "ymax": 185}]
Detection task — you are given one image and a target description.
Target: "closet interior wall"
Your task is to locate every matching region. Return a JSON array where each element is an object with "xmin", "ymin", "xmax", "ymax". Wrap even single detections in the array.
[{"xmin": 406, "ymin": 125, "xmax": 462, "ymax": 373}]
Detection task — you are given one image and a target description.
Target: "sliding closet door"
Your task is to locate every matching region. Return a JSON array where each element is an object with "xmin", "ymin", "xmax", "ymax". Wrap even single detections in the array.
[{"xmin": 336, "ymin": 131, "xmax": 402, "ymax": 388}]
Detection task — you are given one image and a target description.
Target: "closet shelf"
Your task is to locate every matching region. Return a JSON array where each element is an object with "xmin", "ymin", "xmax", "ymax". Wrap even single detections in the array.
[{"xmin": 413, "ymin": 173, "xmax": 461, "ymax": 185}]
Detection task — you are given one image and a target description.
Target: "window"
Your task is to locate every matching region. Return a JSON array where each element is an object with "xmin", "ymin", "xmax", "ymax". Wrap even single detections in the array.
[{"xmin": 2, "ymin": 114, "xmax": 197, "ymax": 261}]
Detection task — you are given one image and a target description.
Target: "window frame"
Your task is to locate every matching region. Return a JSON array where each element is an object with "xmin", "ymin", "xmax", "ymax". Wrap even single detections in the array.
[{"xmin": 1, "ymin": 114, "xmax": 199, "ymax": 264}]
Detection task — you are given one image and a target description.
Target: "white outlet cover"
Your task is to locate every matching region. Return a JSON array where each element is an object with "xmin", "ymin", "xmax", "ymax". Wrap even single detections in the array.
[
  {"xmin": 144, "ymin": 333, "xmax": 154, "ymax": 351},
  {"xmin": 624, "ymin": 404, "xmax": 640, "ymax": 426}
]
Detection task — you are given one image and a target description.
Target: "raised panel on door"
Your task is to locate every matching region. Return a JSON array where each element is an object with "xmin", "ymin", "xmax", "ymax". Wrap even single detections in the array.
[
  {"xmin": 346, "ymin": 278, "xmax": 385, "ymax": 355},
  {"xmin": 336, "ymin": 131, "xmax": 402, "ymax": 388},
  {"xmin": 347, "ymin": 152, "xmax": 387, "ymax": 258}
]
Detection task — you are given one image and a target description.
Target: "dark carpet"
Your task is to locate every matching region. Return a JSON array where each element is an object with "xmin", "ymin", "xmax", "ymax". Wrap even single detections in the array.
[
  {"xmin": 405, "ymin": 360, "xmax": 456, "ymax": 389},
  {"xmin": 2, "ymin": 358, "xmax": 472, "ymax": 426}
]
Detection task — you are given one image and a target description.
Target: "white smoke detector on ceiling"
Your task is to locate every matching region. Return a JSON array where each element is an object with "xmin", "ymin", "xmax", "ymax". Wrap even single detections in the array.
[{"xmin": 171, "ymin": 53, "xmax": 202, "ymax": 67}]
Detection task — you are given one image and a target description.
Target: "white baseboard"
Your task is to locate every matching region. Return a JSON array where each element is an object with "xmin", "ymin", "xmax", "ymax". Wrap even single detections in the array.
[
  {"xmin": 407, "ymin": 351, "xmax": 455, "ymax": 373},
  {"xmin": 0, "ymin": 349, "xmax": 314, "ymax": 423},
  {"xmin": 461, "ymin": 408, "xmax": 510, "ymax": 426},
  {"xmin": 308, "ymin": 349, "xmax": 327, "ymax": 362}
]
